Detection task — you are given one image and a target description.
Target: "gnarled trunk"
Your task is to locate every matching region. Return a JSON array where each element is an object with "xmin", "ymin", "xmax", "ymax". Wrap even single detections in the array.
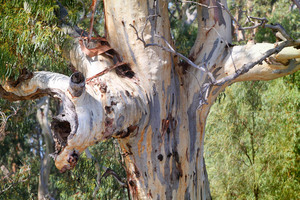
[{"xmin": 0, "ymin": 0, "xmax": 299, "ymax": 199}]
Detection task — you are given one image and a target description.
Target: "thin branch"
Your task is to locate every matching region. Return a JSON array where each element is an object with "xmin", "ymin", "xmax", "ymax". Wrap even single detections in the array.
[
  {"xmin": 183, "ymin": 0, "xmax": 299, "ymax": 108},
  {"xmin": 0, "ymin": 106, "xmax": 18, "ymax": 141},
  {"xmin": 185, "ymin": 0, "xmax": 292, "ymax": 42},
  {"xmin": 183, "ymin": 1, "xmax": 217, "ymax": 9},
  {"xmin": 264, "ymin": 23, "xmax": 293, "ymax": 41},
  {"xmin": 84, "ymin": 148, "xmax": 103, "ymax": 198},
  {"xmin": 240, "ymin": 144, "xmax": 253, "ymax": 166},
  {"xmin": 84, "ymin": 148, "xmax": 128, "ymax": 199},
  {"xmin": 99, "ymin": 168, "xmax": 127, "ymax": 187},
  {"xmin": 0, "ymin": 178, "xmax": 28, "ymax": 195}
]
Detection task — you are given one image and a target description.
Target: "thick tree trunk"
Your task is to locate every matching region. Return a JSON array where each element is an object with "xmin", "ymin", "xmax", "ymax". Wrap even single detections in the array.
[{"xmin": 0, "ymin": 0, "xmax": 299, "ymax": 199}]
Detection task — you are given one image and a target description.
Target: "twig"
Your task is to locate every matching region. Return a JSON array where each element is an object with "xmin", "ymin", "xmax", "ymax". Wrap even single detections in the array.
[
  {"xmin": 0, "ymin": 106, "xmax": 18, "ymax": 141},
  {"xmin": 84, "ymin": 148, "xmax": 128, "ymax": 199},
  {"xmin": 264, "ymin": 23, "xmax": 293, "ymax": 41},
  {"xmin": 0, "ymin": 178, "xmax": 28, "ymax": 195},
  {"xmin": 183, "ymin": 0, "xmax": 298, "ymax": 108},
  {"xmin": 185, "ymin": 0, "xmax": 292, "ymax": 41},
  {"xmin": 84, "ymin": 148, "xmax": 102, "ymax": 198},
  {"xmin": 183, "ymin": 1, "xmax": 217, "ymax": 9},
  {"xmin": 99, "ymin": 168, "xmax": 127, "ymax": 187}
]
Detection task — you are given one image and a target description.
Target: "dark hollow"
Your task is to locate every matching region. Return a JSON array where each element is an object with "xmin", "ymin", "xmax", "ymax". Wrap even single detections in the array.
[
  {"xmin": 51, "ymin": 119, "xmax": 71, "ymax": 142},
  {"xmin": 70, "ymin": 72, "xmax": 85, "ymax": 84}
]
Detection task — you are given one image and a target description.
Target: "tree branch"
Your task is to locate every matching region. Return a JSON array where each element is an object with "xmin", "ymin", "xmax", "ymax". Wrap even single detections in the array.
[
  {"xmin": 0, "ymin": 106, "xmax": 18, "ymax": 141},
  {"xmin": 85, "ymin": 148, "xmax": 128, "ymax": 199},
  {"xmin": 215, "ymin": 40, "xmax": 292, "ymax": 86}
]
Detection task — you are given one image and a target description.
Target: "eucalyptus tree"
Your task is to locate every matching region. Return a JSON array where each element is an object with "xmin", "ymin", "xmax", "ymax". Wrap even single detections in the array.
[{"xmin": 0, "ymin": 0, "xmax": 299, "ymax": 199}]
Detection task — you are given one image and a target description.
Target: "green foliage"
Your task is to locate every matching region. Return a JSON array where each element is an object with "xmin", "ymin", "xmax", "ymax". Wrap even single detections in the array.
[
  {"xmin": 205, "ymin": 0, "xmax": 300, "ymax": 199},
  {"xmin": 0, "ymin": 0, "xmax": 69, "ymax": 82},
  {"xmin": 0, "ymin": 100, "xmax": 41, "ymax": 199},
  {"xmin": 169, "ymin": 2, "xmax": 198, "ymax": 56},
  {"xmin": 0, "ymin": 0, "xmax": 105, "ymax": 83},
  {"xmin": 205, "ymin": 78, "xmax": 300, "ymax": 199},
  {"xmin": 254, "ymin": 0, "xmax": 300, "ymax": 43},
  {"xmin": 170, "ymin": 20, "xmax": 197, "ymax": 56}
]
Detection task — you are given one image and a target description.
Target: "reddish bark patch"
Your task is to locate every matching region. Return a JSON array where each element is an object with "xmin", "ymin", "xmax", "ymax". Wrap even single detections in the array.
[
  {"xmin": 147, "ymin": 190, "xmax": 153, "ymax": 199},
  {"xmin": 67, "ymin": 150, "xmax": 79, "ymax": 168},
  {"xmin": 79, "ymin": 39, "xmax": 112, "ymax": 58}
]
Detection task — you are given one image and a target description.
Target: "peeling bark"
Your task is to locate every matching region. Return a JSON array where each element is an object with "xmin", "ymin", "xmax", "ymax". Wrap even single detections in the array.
[{"xmin": 0, "ymin": 0, "xmax": 299, "ymax": 199}]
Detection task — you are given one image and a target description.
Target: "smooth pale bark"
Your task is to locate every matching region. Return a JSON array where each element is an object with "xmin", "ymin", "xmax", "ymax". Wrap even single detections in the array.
[
  {"xmin": 0, "ymin": 0, "xmax": 299, "ymax": 199},
  {"xmin": 36, "ymin": 97, "xmax": 54, "ymax": 200}
]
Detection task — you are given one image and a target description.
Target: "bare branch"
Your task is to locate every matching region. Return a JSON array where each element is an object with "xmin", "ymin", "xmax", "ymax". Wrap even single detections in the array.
[
  {"xmin": 183, "ymin": 1, "xmax": 217, "ymax": 9},
  {"xmin": 264, "ymin": 23, "xmax": 293, "ymax": 41},
  {"xmin": 130, "ymin": 1, "xmax": 299, "ymax": 109},
  {"xmin": 85, "ymin": 148, "xmax": 128, "ymax": 199},
  {"xmin": 84, "ymin": 148, "xmax": 103, "ymax": 198},
  {"xmin": 100, "ymin": 168, "xmax": 127, "ymax": 187},
  {"xmin": 0, "ymin": 177, "xmax": 28, "ymax": 195},
  {"xmin": 0, "ymin": 106, "xmax": 18, "ymax": 141}
]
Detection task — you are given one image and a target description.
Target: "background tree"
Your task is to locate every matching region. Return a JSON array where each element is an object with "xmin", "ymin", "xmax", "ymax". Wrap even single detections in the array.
[
  {"xmin": 205, "ymin": 0, "xmax": 299, "ymax": 199},
  {"xmin": 0, "ymin": 0, "xmax": 299, "ymax": 199}
]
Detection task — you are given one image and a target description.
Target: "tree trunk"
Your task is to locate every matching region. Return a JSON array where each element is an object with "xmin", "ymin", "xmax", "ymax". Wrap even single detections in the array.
[
  {"xmin": 36, "ymin": 97, "xmax": 54, "ymax": 200},
  {"xmin": 0, "ymin": 0, "xmax": 299, "ymax": 199}
]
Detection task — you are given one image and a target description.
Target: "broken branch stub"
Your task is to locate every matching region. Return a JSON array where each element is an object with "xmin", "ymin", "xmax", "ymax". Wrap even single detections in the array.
[{"xmin": 68, "ymin": 72, "xmax": 85, "ymax": 97}]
